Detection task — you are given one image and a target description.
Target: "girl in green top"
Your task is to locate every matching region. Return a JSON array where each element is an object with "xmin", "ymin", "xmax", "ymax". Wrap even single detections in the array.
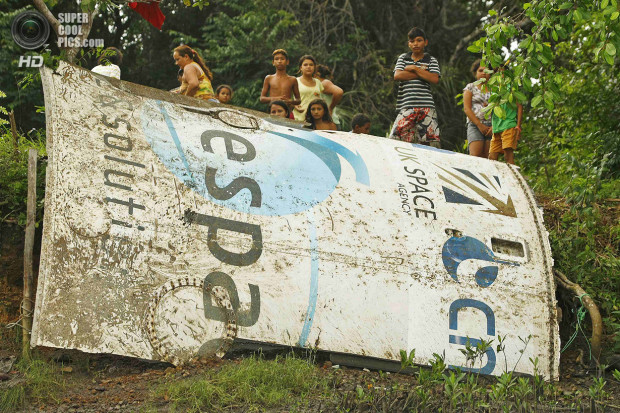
[{"xmin": 293, "ymin": 55, "xmax": 324, "ymax": 121}]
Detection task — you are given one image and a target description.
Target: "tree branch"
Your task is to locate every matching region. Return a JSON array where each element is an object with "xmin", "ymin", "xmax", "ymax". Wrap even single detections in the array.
[
  {"xmin": 554, "ymin": 269, "xmax": 602, "ymax": 362},
  {"xmin": 32, "ymin": 0, "xmax": 60, "ymax": 35},
  {"xmin": 440, "ymin": 0, "xmax": 475, "ymax": 31},
  {"xmin": 448, "ymin": 6, "xmax": 531, "ymax": 67}
]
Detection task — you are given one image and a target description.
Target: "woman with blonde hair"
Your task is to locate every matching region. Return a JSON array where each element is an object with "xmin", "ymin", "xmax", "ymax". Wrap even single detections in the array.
[{"xmin": 173, "ymin": 45, "xmax": 215, "ymax": 100}]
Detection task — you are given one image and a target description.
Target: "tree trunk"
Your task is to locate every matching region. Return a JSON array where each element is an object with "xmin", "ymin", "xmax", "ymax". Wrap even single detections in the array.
[{"xmin": 32, "ymin": 0, "xmax": 96, "ymax": 63}]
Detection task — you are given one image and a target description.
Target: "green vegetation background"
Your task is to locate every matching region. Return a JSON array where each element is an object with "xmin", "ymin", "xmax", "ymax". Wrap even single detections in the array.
[{"xmin": 0, "ymin": 0, "xmax": 618, "ymax": 355}]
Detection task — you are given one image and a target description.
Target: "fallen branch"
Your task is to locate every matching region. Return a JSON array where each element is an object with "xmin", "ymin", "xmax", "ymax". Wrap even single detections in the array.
[
  {"xmin": 554, "ymin": 269, "xmax": 602, "ymax": 362},
  {"xmin": 22, "ymin": 149, "xmax": 38, "ymax": 360},
  {"xmin": 9, "ymin": 110, "xmax": 19, "ymax": 156}
]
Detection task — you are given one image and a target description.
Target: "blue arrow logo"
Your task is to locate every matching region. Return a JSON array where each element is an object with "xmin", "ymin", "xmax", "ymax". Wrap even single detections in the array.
[{"xmin": 269, "ymin": 130, "xmax": 370, "ymax": 186}]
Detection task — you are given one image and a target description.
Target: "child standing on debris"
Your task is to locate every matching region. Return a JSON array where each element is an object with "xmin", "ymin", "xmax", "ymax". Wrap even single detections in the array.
[
  {"xmin": 390, "ymin": 27, "xmax": 441, "ymax": 146},
  {"xmin": 293, "ymin": 55, "xmax": 324, "ymax": 121},
  {"xmin": 489, "ymin": 99, "xmax": 523, "ymax": 164},
  {"xmin": 260, "ymin": 49, "xmax": 301, "ymax": 114},
  {"xmin": 463, "ymin": 59, "xmax": 492, "ymax": 158}
]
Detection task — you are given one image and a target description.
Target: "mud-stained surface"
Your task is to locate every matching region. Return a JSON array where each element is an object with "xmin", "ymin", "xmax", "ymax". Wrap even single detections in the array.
[{"xmin": 34, "ymin": 62, "xmax": 562, "ymax": 379}]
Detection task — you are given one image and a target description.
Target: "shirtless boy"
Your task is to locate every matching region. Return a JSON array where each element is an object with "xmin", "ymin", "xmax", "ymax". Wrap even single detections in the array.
[{"xmin": 260, "ymin": 49, "xmax": 301, "ymax": 108}]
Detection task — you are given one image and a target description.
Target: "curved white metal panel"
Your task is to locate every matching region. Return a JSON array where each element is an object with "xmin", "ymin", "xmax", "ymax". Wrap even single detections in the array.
[{"xmin": 32, "ymin": 62, "xmax": 560, "ymax": 379}]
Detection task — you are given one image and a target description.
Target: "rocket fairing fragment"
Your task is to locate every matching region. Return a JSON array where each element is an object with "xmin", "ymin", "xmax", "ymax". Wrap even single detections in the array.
[{"xmin": 32, "ymin": 62, "xmax": 559, "ymax": 379}]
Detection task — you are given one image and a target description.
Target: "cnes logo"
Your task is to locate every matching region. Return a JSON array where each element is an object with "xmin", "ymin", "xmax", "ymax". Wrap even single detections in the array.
[{"xmin": 18, "ymin": 55, "xmax": 43, "ymax": 68}]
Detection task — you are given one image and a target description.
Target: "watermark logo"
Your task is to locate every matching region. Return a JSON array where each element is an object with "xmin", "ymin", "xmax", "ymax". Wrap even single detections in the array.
[
  {"xmin": 12, "ymin": 11, "xmax": 104, "ymax": 52},
  {"xmin": 56, "ymin": 13, "xmax": 103, "ymax": 47},
  {"xmin": 57, "ymin": 13, "xmax": 104, "ymax": 48},
  {"xmin": 18, "ymin": 55, "xmax": 44, "ymax": 68},
  {"xmin": 11, "ymin": 10, "xmax": 50, "ymax": 50}
]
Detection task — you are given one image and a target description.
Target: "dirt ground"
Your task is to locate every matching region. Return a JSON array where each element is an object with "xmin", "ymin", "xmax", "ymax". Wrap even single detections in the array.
[{"xmin": 0, "ymin": 344, "xmax": 618, "ymax": 412}]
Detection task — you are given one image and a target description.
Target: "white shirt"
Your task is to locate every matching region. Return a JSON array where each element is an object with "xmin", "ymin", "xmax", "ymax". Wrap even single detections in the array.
[{"xmin": 92, "ymin": 64, "xmax": 121, "ymax": 80}]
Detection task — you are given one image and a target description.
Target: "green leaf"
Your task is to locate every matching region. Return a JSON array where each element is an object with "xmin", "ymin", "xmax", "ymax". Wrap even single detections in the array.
[
  {"xmin": 544, "ymin": 95, "xmax": 554, "ymax": 110},
  {"xmin": 611, "ymin": 11, "xmax": 619, "ymax": 20},
  {"xmin": 531, "ymin": 95, "xmax": 543, "ymax": 108},
  {"xmin": 606, "ymin": 43, "xmax": 616, "ymax": 56},
  {"xmin": 523, "ymin": 3, "xmax": 531, "ymax": 10},
  {"xmin": 519, "ymin": 37, "xmax": 531, "ymax": 49},
  {"xmin": 552, "ymin": 30, "xmax": 558, "ymax": 42},
  {"xmin": 493, "ymin": 105, "xmax": 506, "ymax": 119},
  {"xmin": 601, "ymin": 0, "xmax": 609, "ymax": 9},
  {"xmin": 604, "ymin": 52, "xmax": 615, "ymax": 65},
  {"xmin": 488, "ymin": 24, "xmax": 500, "ymax": 34},
  {"xmin": 467, "ymin": 44, "xmax": 481, "ymax": 53},
  {"xmin": 489, "ymin": 9, "xmax": 497, "ymax": 16},
  {"xmin": 559, "ymin": 2, "xmax": 572, "ymax": 9},
  {"xmin": 514, "ymin": 91, "xmax": 527, "ymax": 102}
]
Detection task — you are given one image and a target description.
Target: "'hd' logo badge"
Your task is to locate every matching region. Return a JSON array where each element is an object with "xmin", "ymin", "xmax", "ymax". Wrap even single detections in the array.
[{"xmin": 18, "ymin": 55, "xmax": 44, "ymax": 68}]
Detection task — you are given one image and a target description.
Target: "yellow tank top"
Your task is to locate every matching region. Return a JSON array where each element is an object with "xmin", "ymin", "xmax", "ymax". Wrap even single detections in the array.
[
  {"xmin": 181, "ymin": 62, "xmax": 214, "ymax": 100},
  {"xmin": 293, "ymin": 77, "xmax": 324, "ymax": 121}
]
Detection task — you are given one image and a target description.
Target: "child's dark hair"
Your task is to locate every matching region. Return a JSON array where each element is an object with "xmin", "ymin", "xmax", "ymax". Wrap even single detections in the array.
[
  {"xmin": 174, "ymin": 45, "xmax": 213, "ymax": 81},
  {"xmin": 298, "ymin": 55, "xmax": 317, "ymax": 71},
  {"xmin": 351, "ymin": 113, "xmax": 370, "ymax": 129},
  {"xmin": 407, "ymin": 27, "xmax": 427, "ymax": 40},
  {"xmin": 305, "ymin": 99, "xmax": 332, "ymax": 126},
  {"xmin": 272, "ymin": 49, "xmax": 288, "ymax": 59},
  {"xmin": 268, "ymin": 100, "xmax": 290, "ymax": 117},
  {"xmin": 470, "ymin": 59, "xmax": 482, "ymax": 78},
  {"xmin": 216, "ymin": 84, "xmax": 233, "ymax": 95},
  {"xmin": 316, "ymin": 64, "xmax": 332, "ymax": 79},
  {"xmin": 97, "ymin": 47, "xmax": 123, "ymax": 66}
]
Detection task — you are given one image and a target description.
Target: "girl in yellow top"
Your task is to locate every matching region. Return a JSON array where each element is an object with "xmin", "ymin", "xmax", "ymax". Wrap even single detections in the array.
[
  {"xmin": 173, "ymin": 45, "xmax": 215, "ymax": 100},
  {"xmin": 293, "ymin": 55, "xmax": 324, "ymax": 121}
]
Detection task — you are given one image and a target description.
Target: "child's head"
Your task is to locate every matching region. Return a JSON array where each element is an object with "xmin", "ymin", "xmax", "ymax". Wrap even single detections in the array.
[
  {"xmin": 305, "ymin": 99, "xmax": 332, "ymax": 126},
  {"xmin": 98, "ymin": 47, "xmax": 123, "ymax": 66},
  {"xmin": 470, "ymin": 59, "xmax": 490, "ymax": 81},
  {"xmin": 216, "ymin": 84, "xmax": 233, "ymax": 104},
  {"xmin": 351, "ymin": 113, "xmax": 371, "ymax": 134},
  {"xmin": 268, "ymin": 100, "xmax": 290, "ymax": 118},
  {"xmin": 316, "ymin": 64, "xmax": 332, "ymax": 79},
  {"xmin": 407, "ymin": 27, "xmax": 428, "ymax": 54},
  {"xmin": 298, "ymin": 55, "xmax": 317, "ymax": 77},
  {"xmin": 272, "ymin": 49, "xmax": 289, "ymax": 69}
]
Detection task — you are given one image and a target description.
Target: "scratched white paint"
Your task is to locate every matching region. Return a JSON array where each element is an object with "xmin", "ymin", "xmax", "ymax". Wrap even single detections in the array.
[{"xmin": 32, "ymin": 62, "xmax": 560, "ymax": 379}]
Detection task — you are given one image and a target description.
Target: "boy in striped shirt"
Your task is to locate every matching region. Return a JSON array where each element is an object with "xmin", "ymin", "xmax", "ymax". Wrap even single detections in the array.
[{"xmin": 390, "ymin": 27, "xmax": 441, "ymax": 145}]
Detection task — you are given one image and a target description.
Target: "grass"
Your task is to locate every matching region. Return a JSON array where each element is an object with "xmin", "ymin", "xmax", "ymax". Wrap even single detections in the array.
[
  {"xmin": 0, "ymin": 354, "xmax": 65, "ymax": 412},
  {"xmin": 150, "ymin": 353, "xmax": 332, "ymax": 412},
  {"xmin": 0, "ymin": 386, "xmax": 24, "ymax": 413},
  {"xmin": 0, "ymin": 349, "xmax": 618, "ymax": 412}
]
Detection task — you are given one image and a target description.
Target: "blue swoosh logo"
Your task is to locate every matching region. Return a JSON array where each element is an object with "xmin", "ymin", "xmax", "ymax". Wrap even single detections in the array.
[{"xmin": 270, "ymin": 130, "xmax": 370, "ymax": 186}]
